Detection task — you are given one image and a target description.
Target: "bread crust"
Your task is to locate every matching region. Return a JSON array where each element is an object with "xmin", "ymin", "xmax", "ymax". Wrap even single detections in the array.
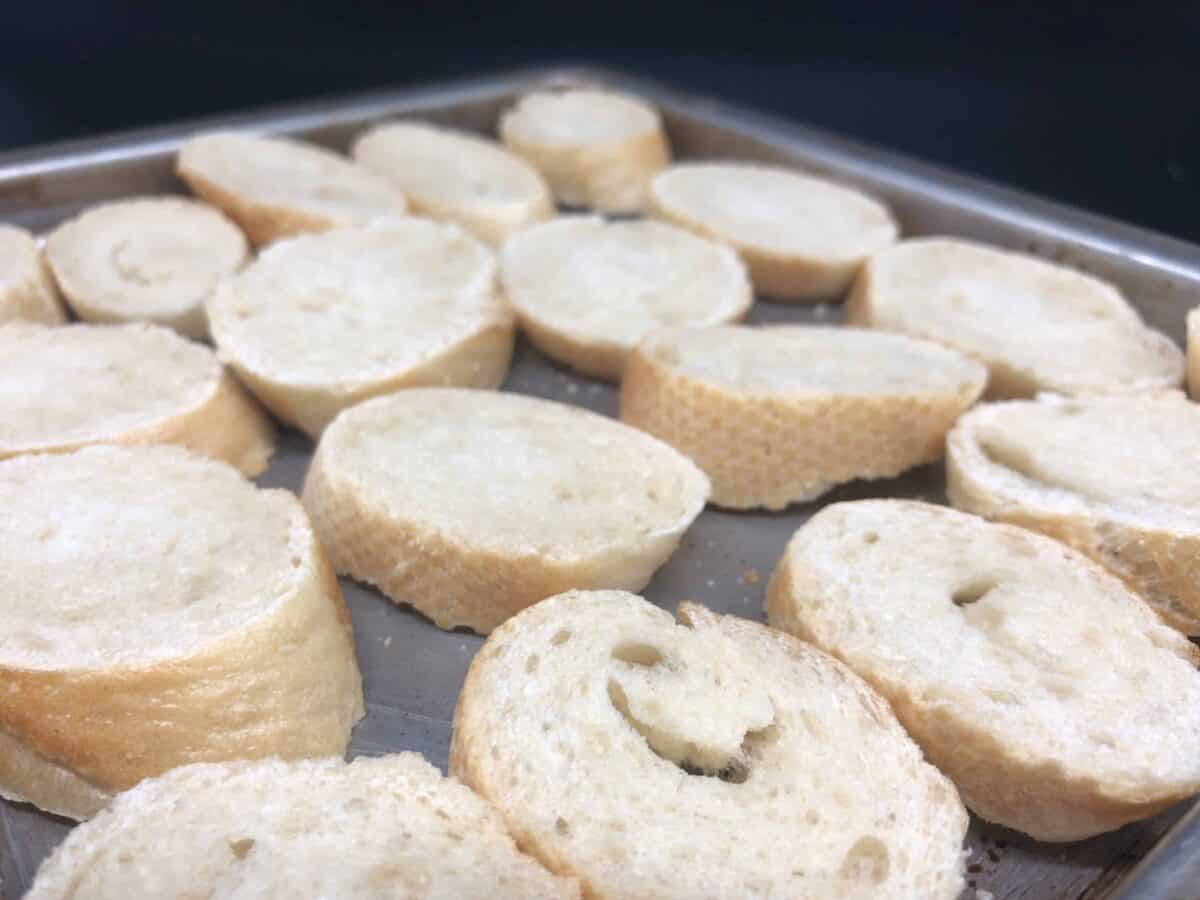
[
  {"xmin": 1187, "ymin": 308, "xmax": 1200, "ymax": 400},
  {"xmin": 0, "ymin": 225, "xmax": 66, "ymax": 325}
]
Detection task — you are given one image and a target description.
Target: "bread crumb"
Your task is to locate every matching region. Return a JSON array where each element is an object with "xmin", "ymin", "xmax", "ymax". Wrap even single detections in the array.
[
  {"xmin": 705, "ymin": 579, "xmax": 716, "ymax": 588},
  {"xmin": 382, "ymin": 635, "xmax": 392, "ymax": 647},
  {"xmin": 975, "ymin": 890, "xmax": 994, "ymax": 900},
  {"xmin": 565, "ymin": 383, "xmax": 579, "ymax": 395},
  {"xmin": 742, "ymin": 567, "xmax": 760, "ymax": 584}
]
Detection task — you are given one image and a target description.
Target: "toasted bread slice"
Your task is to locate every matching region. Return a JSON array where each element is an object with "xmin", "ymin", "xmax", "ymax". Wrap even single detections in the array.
[
  {"xmin": 0, "ymin": 322, "xmax": 274, "ymax": 475},
  {"xmin": 620, "ymin": 324, "xmax": 986, "ymax": 509},
  {"xmin": 450, "ymin": 590, "xmax": 968, "ymax": 899},
  {"xmin": 847, "ymin": 237, "xmax": 1184, "ymax": 397},
  {"xmin": 499, "ymin": 217, "xmax": 751, "ymax": 380},
  {"xmin": 303, "ymin": 390, "xmax": 709, "ymax": 633},
  {"xmin": 207, "ymin": 222, "xmax": 514, "ymax": 436},
  {"xmin": 0, "ymin": 224, "xmax": 65, "ymax": 325},
  {"xmin": 0, "ymin": 446, "xmax": 364, "ymax": 820},
  {"xmin": 768, "ymin": 500, "xmax": 1200, "ymax": 841}
]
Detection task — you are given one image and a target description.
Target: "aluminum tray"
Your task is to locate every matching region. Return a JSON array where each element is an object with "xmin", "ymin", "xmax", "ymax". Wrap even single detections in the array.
[{"xmin": 1, "ymin": 65, "xmax": 1198, "ymax": 900}]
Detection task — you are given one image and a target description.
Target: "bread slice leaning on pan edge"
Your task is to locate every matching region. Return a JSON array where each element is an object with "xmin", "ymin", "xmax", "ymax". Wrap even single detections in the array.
[
  {"xmin": 1187, "ymin": 307, "xmax": 1200, "ymax": 398},
  {"xmin": 0, "ymin": 224, "xmax": 65, "ymax": 325},
  {"xmin": 768, "ymin": 499, "xmax": 1200, "ymax": 841}
]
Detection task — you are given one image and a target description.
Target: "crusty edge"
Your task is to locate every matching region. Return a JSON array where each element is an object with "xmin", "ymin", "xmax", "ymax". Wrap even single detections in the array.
[
  {"xmin": 1188, "ymin": 308, "xmax": 1200, "ymax": 401},
  {"xmin": 0, "ymin": 248, "xmax": 67, "ymax": 326},
  {"xmin": 176, "ymin": 166, "xmax": 339, "ymax": 247}
]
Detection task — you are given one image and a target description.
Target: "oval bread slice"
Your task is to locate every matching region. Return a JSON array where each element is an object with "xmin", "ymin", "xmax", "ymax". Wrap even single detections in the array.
[
  {"xmin": 176, "ymin": 131, "xmax": 408, "ymax": 246},
  {"xmin": 499, "ymin": 216, "xmax": 751, "ymax": 380},
  {"xmin": 352, "ymin": 121, "xmax": 554, "ymax": 244},
  {"xmin": 648, "ymin": 162, "xmax": 898, "ymax": 302},
  {"xmin": 450, "ymin": 590, "xmax": 968, "ymax": 899},
  {"xmin": 0, "ymin": 445, "xmax": 364, "ymax": 820},
  {"xmin": 767, "ymin": 499, "xmax": 1200, "ymax": 841},
  {"xmin": 847, "ymin": 237, "xmax": 1184, "ymax": 397},
  {"xmin": 27, "ymin": 754, "xmax": 579, "ymax": 899},
  {"xmin": 208, "ymin": 221, "xmax": 514, "ymax": 436},
  {"xmin": 500, "ymin": 89, "xmax": 670, "ymax": 213},
  {"xmin": 620, "ymin": 324, "xmax": 987, "ymax": 509},
  {"xmin": 947, "ymin": 391, "xmax": 1200, "ymax": 633},
  {"xmin": 302, "ymin": 389, "xmax": 710, "ymax": 633},
  {"xmin": 0, "ymin": 322, "xmax": 274, "ymax": 475},
  {"xmin": 1187, "ymin": 307, "xmax": 1199, "ymax": 398},
  {"xmin": 0, "ymin": 224, "xmax": 65, "ymax": 325}
]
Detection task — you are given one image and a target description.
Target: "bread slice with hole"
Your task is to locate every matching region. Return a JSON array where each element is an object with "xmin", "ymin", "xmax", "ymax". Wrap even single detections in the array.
[
  {"xmin": 26, "ymin": 754, "xmax": 579, "ymax": 899},
  {"xmin": 620, "ymin": 324, "xmax": 986, "ymax": 509},
  {"xmin": 847, "ymin": 237, "xmax": 1184, "ymax": 397},
  {"xmin": 303, "ymin": 389, "xmax": 710, "ymax": 634},
  {"xmin": 450, "ymin": 589, "xmax": 968, "ymax": 899},
  {"xmin": 0, "ymin": 445, "xmax": 364, "ymax": 820},
  {"xmin": 0, "ymin": 223, "xmax": 65, "ymax": 324},
  {"xmin": 947, "ymin": 391, "xmax": 1200, "ymax": 633},
  {"xmin": 768, "ymin": 499, "xmax": 1200, "ymax": 841}
]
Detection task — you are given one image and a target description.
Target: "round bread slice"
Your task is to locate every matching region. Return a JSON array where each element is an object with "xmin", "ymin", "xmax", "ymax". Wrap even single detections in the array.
[
  {"xmin": 0, "ymin": 224, "xmax": 65, "ymax": 324},
  {"xmin": 621, "ymin": 324, "xmax": 987, "ymax": 509},
  {"xmin": 450, "ymin": 590, "xmax": 968, "ymax": 899},
  {"xmin": 499, "ymin": 216, "xmax": 751, "ymax": 380},
  {"xmin": 767, "ymin": 499, "xmax": 1200, "ymax": 841},
  {"xmin": 0, "ymin": 322, "xmax": 274, "ymax": 475},
  {"xmin": 302, "ymin": 389, "xmax": 710, "ymax": 634},
  {"xmin": 947, "ymin": 391, "xmax": 1200, "ymax": 634},
  {"xmin": 847, "ymin": 237, "xmax": 1184, "ymax": 397},
  {"xmin": 207, "ymin": 221, "xmax": 514, "ymax": 436},
  {"xmin": 44, "ymin": 196, "xmax": 248, "ymax": 339},
  {"xmin": 26, "ymin": 754, "xmax": 579, "ymax": 900},
  {"xmin": 176, "ymin": 131, "xmax": 409, "ymax": 246},
  {"xmin": 648, "ymin": 162, "xmax": 898, "ymax": 302},
  {"xmin": 0, "ymin": 445, "xmax": 364, "ymax": 820},
  {"xmin": 499, "ymin": 89, "xmax": 670, "ymax": 213},
  {"xmin": 352, "ymin": 120, "xmax": 554, "ymax": 245}
]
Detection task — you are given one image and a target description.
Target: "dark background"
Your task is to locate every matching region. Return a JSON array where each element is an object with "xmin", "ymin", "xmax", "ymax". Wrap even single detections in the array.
[{"xmin": 1, "ymin": 2, "xmax": 1197, "ymax": 241}]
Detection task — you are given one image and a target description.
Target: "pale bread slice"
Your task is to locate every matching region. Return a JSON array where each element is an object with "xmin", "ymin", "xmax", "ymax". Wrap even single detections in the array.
[
  {"xmin": 0, "ymin": 322, "xmax": 274, "ymax": 475},
  {"xmin": 450, "ymin": 590, "xmax": 968, "ymax": 899},
  {"xmin": 648, "ymin": 162, "xmax": 898, "ymax": 302},
  {"xmin": 27, "ymin": 755, "xmax": 579, "ymax": 899},
  {"xmin": 620, "ymin": 324, "xmax": 987, "ymax": 509},
  {"xmin": 0, "ymin": 224, "xmax": 65, "ymax": 325},
  {"xmin": 499, "ymin": 89, "xmax": 670, "ymax": 213},
  {"xmin": 767, "ymin": 499, "xmax": 1200, "ymax": 841},
  {"xmin": 499, "ymin": 216, "xmax": 751, "ymax": 380},
  {"xmin": 0, "ymin": 445, "xmax": 364, "ymax": 820},
  {"xmin": 176, "ymin": 131, "xmax": 408, "ymax": 246},
  {"xmin": 352, "ymin": 120, "xmax": 554, "ymax": 244},
  {"xmin": 847, "ymin": 237, "xmax": 1184, "ymax": 397},
  {"xmin": 1187, "ymin": 307, "xmax": 1199, "ymax": 398},
  {"xmin": 207, "ymin": 221, "xmax": 514, "ymax": 436},
  {"xmin": 302, "ymin": 389, "xmax": 709, "ymax": 633},
  {"xmin": 947, "ymin": 391, "xmax": 1200, "ymax": 633}
]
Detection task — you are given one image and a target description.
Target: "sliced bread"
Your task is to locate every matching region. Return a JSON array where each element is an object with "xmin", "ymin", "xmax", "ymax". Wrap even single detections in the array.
[
  {"xmin": 1188, "ymin": 307, "xmax": 1199, "ymax": 398},
  {"xmin": 0, "ymin": 223, "xmax": 65, "ymax": 324}
]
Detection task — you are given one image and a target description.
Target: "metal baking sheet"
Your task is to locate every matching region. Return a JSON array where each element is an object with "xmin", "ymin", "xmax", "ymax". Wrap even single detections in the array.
[{"xmin": 1, "ymin": 65, "xmax": 1198, "ymax": 900}]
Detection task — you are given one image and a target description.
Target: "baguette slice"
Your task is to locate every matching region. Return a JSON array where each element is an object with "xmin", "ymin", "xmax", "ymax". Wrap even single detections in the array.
[
  {"xmin": 499, "ymin": 89, "xmax": 670, "ymax": 213},
  {"xmin": 847, "ymin": 237, "xmax": 1184, "ymax": 397},
  {"xmin": 207, "ymin": 221, "xmax": 514, "ymax": 436},
  {"xmin": 648, "ymin": 162, "xmax": 898, "ymax": 302},
  {"xmin": 620, "ymin": 324, "xmax": 986, "ymax": 509},
  {"xmin": 303, "ymin": 389, "xmax": 710, "ymax": 633},
  {"xmin": 947, "ymin": 391, "xmax": 1200, "ymax": 633},
  {"xmin": 0, "ymin": 322, "xmax": 274, "ymax": 475},
  {"xmin": 499, "ymin": 216, "xmax": 751, "ymax": 380},
  {"xmin": 176, "ymin": 131, "xmax": 408, "ymax": 246},
  {"xmin": 450, "ymin": 590, "xmax": 968, "ymax": 899},
  {"xmin": 1187, "ymin": 307, "xmax": 1199, "ymax": 398},
  {"xmin": 767, "ymin": 500, "xmax": 1200, "ymax": 841},
  {"xmin": 352, "ymin": 121, "xmax": 554, "ymax": 244},
  {"xmin": 27, "ymin": 755, "xmax": 579, "ymax": 899},
  {"xmin": 0, "ymin": 223, "xmax": 65, "ymax": 324},
  {"xmin": 0, "ymin": 445, "xmax": 364, "ymax": 820}
]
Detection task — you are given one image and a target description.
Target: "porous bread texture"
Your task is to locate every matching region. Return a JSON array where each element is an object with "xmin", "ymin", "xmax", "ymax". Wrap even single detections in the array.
[
  {"xmin": 847, "ymin": 237, "xmax": 1184, "ymax": 397},
  {"xmin": 620, "ymin": 324, "xmax": 987, "ymax": 509},
  {"xmin": 499, "ymin": 216, "xmax": 751, "ymax": 380},
  {"xmin": 648, "ymin": 162, "xmax": 898, "ymax": 302},
  {"xmin": 767, "ymin": 499, "xmax": 1200, "ymax": 841},
  {"xmin": 207, "ymin": 221, "xmax": 514, "ymax": 436},
  {"xmin": 45, "ymin": 196, "xmax": 247, "ymax": 339},
  {"xmin": 1187, "ymin": 307, "xmax": 1200, "ymax": 399},
  {"xmin": 302, "ymin": 389, "xmax": 710, "ymax": 634},
  {"xmin": 947, "ymin": 391, "xmax": 1200, "ymax": 634},
  {"xmin": 451, "ymin": 590, "xmax": 968, "ymax": 899},
  {"xmin": 0, "ymin": 445, "xmax": 364, "ymax": 820},
  {"xmin": 353, "ymin": 120, "xmax": 554, "ymax": 245},
  {"xmin": 176, "ymin": 131, "xmax": 409, "ymax": 246},
  {"xmin": 0, "ymin": 223, "xmax": 65, "ymax": 324},
  {"xmin": 26, "ymin": 754, "xmax": 579, "ymax": 900},
  {"xmin": 500, "ymin": 89, "xmax": 670, "ymax": 213}
]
